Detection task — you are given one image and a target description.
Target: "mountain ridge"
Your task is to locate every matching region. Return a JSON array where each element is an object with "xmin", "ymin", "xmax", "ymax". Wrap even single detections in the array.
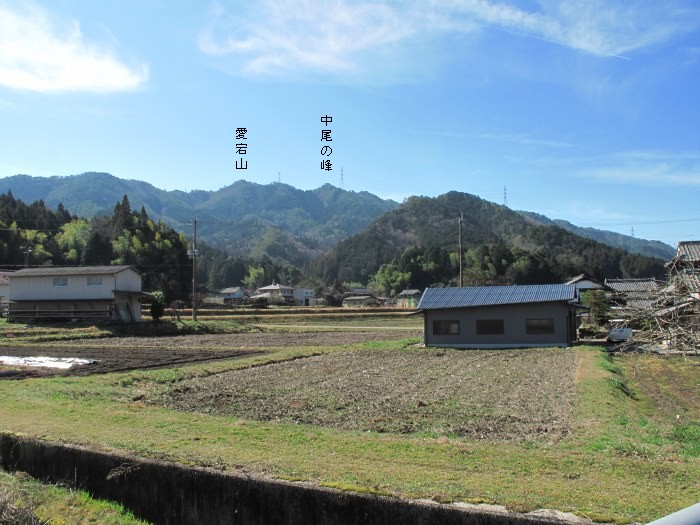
[{"xmin": 0, "ymin": 173, "xmax": 674, "ymax": 267}]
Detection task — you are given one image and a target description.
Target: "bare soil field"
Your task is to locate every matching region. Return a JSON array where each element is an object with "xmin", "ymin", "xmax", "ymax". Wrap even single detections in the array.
[
  {"xmin": 0, "ymin": 330, "xmax": 421, "ymax": 379},
  {"xmin": 159, "ymin": 346, "xmax": 577, "ymax": 441}
]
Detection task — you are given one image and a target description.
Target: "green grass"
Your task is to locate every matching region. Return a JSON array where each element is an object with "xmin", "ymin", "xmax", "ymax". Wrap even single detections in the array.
[
  {"xmin": 0, "ymin": 470, "xmax": 148, "ymax": 524},
  {"xmin": 0, "ymin": 336, "xmax": 698, "ymax": 524}
]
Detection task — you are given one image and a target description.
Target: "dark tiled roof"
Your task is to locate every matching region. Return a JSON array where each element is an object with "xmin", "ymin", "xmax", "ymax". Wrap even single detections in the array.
[
  {"xmin": 604, "ymin": 278, "xmax": 659, "ymax": 293},
  {"xmin": 417, "ymin": 284, "xmax": 576, "ymax": 310},
  {"xmin": 677, "ymin": 241, "xmax": 700, "ymax": 262},
  {"xmin": 11, "ymin": 265, "xmax": 137, "ymax": 277}
]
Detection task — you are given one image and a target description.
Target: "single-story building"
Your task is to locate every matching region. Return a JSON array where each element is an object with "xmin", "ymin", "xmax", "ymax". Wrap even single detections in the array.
[
  {"xmin": 342, "ymin": 295, "xmax": 378, "ymax": 308},
  {"xmin": 7, "ymin": 265, "xmax": 142, "ymax": 322},
  {"xmin": 395, "ymin": 289, "xmax": 422, "ymax": 308},
  {"xmin": 418, "ymin": 284, "xmax": 578, "ymax": 348},
  {"xmin": 220, "ymin": 286, "xmax": 247, "ymax": 300}
]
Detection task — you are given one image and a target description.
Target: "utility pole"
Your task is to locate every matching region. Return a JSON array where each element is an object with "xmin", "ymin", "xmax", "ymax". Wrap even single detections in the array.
[
  {"xmin": 22, "ymin": 246, "xmax": 32, "ymax": 267},
  {"xmin": 458, "ymin": 213, "xmax": 464, "ymax": 287},
  {"xmin": 187, "ymin": 220, "xmax": 199, "ymax": 321}
]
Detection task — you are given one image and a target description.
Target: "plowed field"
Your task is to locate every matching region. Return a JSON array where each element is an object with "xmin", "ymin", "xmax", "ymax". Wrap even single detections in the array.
[{"xmin": 0, "ymin": 330, "xmax": 421, "ymax": 379}]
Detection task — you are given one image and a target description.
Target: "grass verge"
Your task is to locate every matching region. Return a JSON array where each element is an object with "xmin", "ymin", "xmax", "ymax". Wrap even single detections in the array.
[{"xmin": 0, "ymin": 470, "xmax": 148, "ymax": 524}]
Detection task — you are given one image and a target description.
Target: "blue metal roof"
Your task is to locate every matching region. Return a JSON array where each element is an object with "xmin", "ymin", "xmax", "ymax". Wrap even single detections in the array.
[{"xmin": 417, "ymin": 284, "xmax": 576, "ymax": 310}]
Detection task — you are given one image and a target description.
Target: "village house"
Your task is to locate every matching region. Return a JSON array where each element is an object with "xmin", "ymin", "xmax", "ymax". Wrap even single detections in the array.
[
  {"xmin": 292, "ymin": 288, "xmax": 316, "ymax": 307},
  {"xmin": 395, "ymin": 289, "xmax": 422, "ymax": 308},
  {"xmin": 7, "ymin": 265, "xmax": 142, "ymax": 322},
  {"xmin": 604, "ymin": 278, "xmax": 660, "ymax": 315},
  {"xmin": 667, "ymin": 241, "xmax": 700, "ymax": 300},
  {"xmin": 342, "ymin": 295, "xmax": 378, "ymax": 308},
  {"xmin": 566, "ymin": 273, "xmax": 609, "ymax": 294},
  {"xmin": 251, "ymin": 282, "xmax": 316, "ymax": 306},
  {"xmin": 252, "ymin": 282, "xmax": 295, "ymax": 304},
  {"xmin": 418, "ymin": 284, "xmax": 578, "ymax": 348}
]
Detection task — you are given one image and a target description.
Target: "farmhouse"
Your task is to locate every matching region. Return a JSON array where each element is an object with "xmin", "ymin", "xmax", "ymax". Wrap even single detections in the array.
[
  {"xmin": 252, "ymin": 282, "xmax": 295, "ymax": 305},
  {"xmin": 342, "ymin": 295, "xmax": 378, "ymax": 308},
  {"xmin": 674, "ymin": 240, "xmax": 700, "ymax": 269},
  {"xmin": 418, "ymin": 284, "xmax": 578, "ymax": 348},
  {"xmin": 604, "ymin": 277, "xmax": 660, "ymax": 314},
  {"xmin": 7, "ymin": 265, "xmax": 142, "ymax": 322},
  {"xmin": 566, "ymin": 273, "xmax": 609, "ymax": 293},
  {"xmin": 395, "ymin": 289, "xmax": 422, "ymax": 308}
]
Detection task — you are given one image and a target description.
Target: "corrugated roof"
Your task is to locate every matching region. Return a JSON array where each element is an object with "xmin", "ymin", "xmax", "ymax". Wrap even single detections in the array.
[
  {"xmin": 417, "ymin": 284, "xmax": 576, "ymax": 310},
  {"xmin": 604, "ymin": 278, "xmax": 659, "ymax": 293},
  {"xmin": 677, "ymin": 241, "xmax": 700, "ymax": 262},
  {"xmin": 10, "ymin": 265, "xmax": 136, "ymax": 277}
]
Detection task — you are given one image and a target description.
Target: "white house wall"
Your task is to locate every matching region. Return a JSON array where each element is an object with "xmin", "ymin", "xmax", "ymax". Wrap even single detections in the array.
[
  {"xmin": 113, "ymin": 269, "xmax": 142, "ymax": 292},
  {"xmin": 9, "ymin": 269, "xmax": 141, "ymax": 301}
]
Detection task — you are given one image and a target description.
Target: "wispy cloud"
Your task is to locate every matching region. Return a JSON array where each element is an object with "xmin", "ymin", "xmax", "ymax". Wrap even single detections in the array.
[
  {"xmin": 0, "ymin": 1, "xmax": 148, "ymax": 93},
  {"xmin": 578, "ymin": 150, "xmax": 700, "ymax": 186},
  {"xmin": 200, "ymin": 0, "xmax": 699, "ymax": 79},
  {"xmin": 199, "ymin": 0, "xmax": 415, "ymax": 78},
  {"xmin": 447, "ymin": 0, "xmax": 695, "ymax": 58}
]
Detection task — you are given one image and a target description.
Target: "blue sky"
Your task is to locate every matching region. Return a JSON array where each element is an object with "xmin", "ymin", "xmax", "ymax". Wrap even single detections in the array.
[{"xmin": 0, "ymin": 0, "xmax": 699, "ymax": 248}]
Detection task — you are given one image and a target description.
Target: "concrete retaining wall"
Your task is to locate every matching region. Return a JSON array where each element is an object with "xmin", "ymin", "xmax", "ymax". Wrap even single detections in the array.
[{"xmin": 1, "ymin": 433, "xmax": 571, "ymax": 525}]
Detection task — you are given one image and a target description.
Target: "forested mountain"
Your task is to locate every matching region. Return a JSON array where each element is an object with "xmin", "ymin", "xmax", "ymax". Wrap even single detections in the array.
[
  {"xmin": 1, "ymin": 173, "xmax": 398, "ymax": 265},
  {"xmin": 310, "ymin": 192, "xmax": 667, "ymax": 292},
  {"xmin": 518, "ymin": 211, "xmax": 675, "ymax": 260},
  {"xmin": 0, "ymin": 187, "xmax": 669, "ymax": 301},
  {"xmin": 2, "ymin": 173, "xmax": 671, "ymax": 268}
]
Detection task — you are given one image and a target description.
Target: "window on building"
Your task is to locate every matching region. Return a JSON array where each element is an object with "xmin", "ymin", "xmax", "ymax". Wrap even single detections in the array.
[
  {"xmin": 87, "ymin": 276, "xmax": 103, "ymax": 286},
  {"xmin": 52, "ymin": 277, "xmax": 68, "ymax": 287},
  {"xmin": 526, "ymin": 319, "xmax": 555, "ymax": 334},
  {"xmin": 476, "ymin": 319, "xmax": 504, "ymax": 335},
  {"xmin": 433, "ymin": 320, "xmax": 460, "ymax": 335}
]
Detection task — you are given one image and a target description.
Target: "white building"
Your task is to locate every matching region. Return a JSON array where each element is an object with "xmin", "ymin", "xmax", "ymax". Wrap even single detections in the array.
[{"xmin": 8, "ymin": 265, "xmax": 142, "ymax": 322}]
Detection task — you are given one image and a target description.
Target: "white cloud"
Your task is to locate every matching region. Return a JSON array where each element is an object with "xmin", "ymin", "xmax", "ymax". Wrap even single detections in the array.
[
  {"xmin": 0, "ymin": 1, "xmax": 148, "ymax": 93},
  {"xmin": 200, "ymin": 0, "xmax": 700, "ymax": 79}
]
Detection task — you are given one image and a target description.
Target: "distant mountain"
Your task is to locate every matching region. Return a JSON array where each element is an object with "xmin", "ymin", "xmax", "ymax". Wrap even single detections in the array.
[
  {"xmin": 312, "ymin": 191, "xmax": 667, "ymax": 284},
  {"xmin": 0, "ymin": 173, "xmax": 398, "ymax": 265},
  {"xmin": 1, "ymin": 173, "xmax": 673, "ymax": 273},
  {"xmin": 518, "ymin": 211, "xmax": 675, "ymax": 260}
]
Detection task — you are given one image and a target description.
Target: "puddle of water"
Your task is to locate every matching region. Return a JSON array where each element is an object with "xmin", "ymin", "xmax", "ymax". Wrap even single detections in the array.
[{"xmin": 0, "ymin": 356, "xmax": 95, "ymax": 369}]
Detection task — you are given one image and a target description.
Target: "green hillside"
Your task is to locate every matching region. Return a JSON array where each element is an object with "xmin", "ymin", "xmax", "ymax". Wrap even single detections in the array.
[{"xmin": 311, "ymin": 191, "xmax": 667, "ymax": 286}]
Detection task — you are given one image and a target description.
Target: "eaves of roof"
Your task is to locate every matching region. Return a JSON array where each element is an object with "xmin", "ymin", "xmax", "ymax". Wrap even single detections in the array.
[{"xmin": 10, "ymin": 265, "xmax": 137, "ymax": 277}]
